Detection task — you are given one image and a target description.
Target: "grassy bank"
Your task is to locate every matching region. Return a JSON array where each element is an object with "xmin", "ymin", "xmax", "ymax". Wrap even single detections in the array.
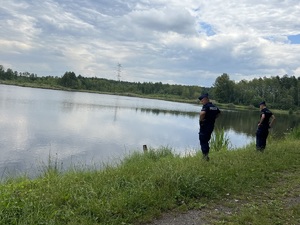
[{"xmin": 0, "ymin": 130, "xmax": 299, "ymax": 224}]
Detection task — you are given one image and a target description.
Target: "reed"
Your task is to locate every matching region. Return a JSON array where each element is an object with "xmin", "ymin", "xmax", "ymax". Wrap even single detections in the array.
[
  {"xmin": 288, "ymin": 126, "xmax": 300, "ymax": 140},
  {"xmin": 210, "ymin": 128, "xmax": 231, "ymax": 151}
]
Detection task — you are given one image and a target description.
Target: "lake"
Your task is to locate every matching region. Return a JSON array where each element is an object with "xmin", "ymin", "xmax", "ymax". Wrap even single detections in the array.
[{"xmin": 0, "ymin": 84, "xmax": 298, "ymax": 178}]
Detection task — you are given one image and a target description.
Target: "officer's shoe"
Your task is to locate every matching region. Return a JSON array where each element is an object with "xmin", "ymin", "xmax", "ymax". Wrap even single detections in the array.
[
  {"xmin": 256, "ymin": 147, "xmax": 265, "ymax": 152},
  {"xmin": 203, "ymin": 154, "xmax": 210, "ymax": 161}
]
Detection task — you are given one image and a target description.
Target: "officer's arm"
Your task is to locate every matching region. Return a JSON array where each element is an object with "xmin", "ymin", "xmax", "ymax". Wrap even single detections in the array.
[
  {"xmin": 199, "ymin": 111, "xmax": 206, "ymax": 125},
  {"xmin": 269, "ymin": 115, "xmax": 276, "ymax": 127},
  {"xmin": 258, "ymin": 114, "xmax": 266, "ymax": 126}
]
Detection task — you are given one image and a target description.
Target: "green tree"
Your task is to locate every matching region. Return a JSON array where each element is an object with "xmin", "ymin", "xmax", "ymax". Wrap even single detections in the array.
[
  {"xmin": 213, "ymin": 73, "xmax": 235, "ymax": 103},
  {"xmin": 0, "ymin": 65, "xmax": 5, "ymax": 79},
  {"xmin": 60, "ymin": 71, "xmax": 78, "ymax": 88},
  {"xmin": 5, "ymin": 68, "xmax": 15, "ymax": 80}
]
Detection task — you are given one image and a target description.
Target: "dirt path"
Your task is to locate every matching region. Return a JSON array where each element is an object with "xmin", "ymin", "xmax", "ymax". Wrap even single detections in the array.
[{"xmin": 145, "ymin": 169, "xmax": 300, "ymax": 225}]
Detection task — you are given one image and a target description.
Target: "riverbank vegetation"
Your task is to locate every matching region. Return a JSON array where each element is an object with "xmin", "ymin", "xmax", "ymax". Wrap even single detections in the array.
[
  {"xmin": 0, "ymin": 128, "xmax": 299, "ymax": 224},
  {"xmin": 1, "ymin": 65, "xmax": 300, "ymax": 111}
]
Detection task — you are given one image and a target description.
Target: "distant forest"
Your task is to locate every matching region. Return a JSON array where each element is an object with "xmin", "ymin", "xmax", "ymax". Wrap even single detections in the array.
[{"xmin": 0, "ymin": 65, "xmax": 299, "ymax": 110}]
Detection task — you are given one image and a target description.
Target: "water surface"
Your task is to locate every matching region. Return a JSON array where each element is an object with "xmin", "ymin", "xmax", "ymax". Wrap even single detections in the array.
[{"xmin": 0, "ymin": 84, "xmax": 298, "ymax": 178}]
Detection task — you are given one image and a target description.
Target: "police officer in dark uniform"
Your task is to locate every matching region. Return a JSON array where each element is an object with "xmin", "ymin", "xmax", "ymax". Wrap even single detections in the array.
[
  {"xmin": 256, "ymin": 101, "xmax": 275, "ymax": 151},
  {"xmin": 198, "ymin": 93, "xmax": 221, "ymax": 161}
]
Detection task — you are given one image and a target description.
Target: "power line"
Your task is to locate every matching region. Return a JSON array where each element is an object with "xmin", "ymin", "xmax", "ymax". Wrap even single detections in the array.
[{"xmin": 117, "ymin": 63, "xmax": 122, "ymax": 81}]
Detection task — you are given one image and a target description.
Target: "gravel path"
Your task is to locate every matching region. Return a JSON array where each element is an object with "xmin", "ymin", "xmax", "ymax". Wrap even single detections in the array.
[
  {"xmin": 147, "ymin": 209, "xmax": 208, "ymax": 225},
  {"xmin": 144, "ymin": 169, "xmax": 300, "ymax": 225},
  {"xmin": 145, "ymin": 199, "xmax": 237, "ymax": 225}
]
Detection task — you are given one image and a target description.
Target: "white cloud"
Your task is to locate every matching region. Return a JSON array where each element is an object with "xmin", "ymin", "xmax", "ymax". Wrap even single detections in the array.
[{"xmin": 0, "ymin": 0, "xmax": 300, "ymax": 86}]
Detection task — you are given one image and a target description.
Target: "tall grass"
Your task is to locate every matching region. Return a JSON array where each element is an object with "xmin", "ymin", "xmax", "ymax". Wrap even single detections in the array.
[
  {"xmin": 210, "ymin": 128, "xmax": 231, "ymax": 151},
  {"xmin": 288, "ymin": 126, "xmax": 300, "ymax": 140},
  {"xmin": 0, "ymin": 133, "xmax": 299, "ymax": 224}
]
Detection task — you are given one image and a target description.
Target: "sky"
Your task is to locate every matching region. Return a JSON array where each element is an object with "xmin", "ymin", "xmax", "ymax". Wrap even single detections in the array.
[{"xmin": 1, "ymin": 0, "xmax": 300, "ymax": 87}]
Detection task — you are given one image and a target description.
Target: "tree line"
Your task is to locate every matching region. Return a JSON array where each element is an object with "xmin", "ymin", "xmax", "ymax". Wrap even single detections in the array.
[
  {"xmin": 0, "ymin": 65, "xmax": 299, "ymax": 110},
  {"xmin": 213, "ymin": 73, "xmax": 300, "ymax": 110},
  {"xmin": 0, "ymin": 65, "xmax": 207, "ymax": 101}
]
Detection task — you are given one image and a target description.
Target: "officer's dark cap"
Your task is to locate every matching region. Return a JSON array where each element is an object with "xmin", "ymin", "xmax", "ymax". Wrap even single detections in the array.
[
  {"xmin": 198, "ymin": 93, "xmax": 208, "ymax": 100},
  {"xmin": 259, "ymin": 101, "xmax": 266, "ymax": 106}
]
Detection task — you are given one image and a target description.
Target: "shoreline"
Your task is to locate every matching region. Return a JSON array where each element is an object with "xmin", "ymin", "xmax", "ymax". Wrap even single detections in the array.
[{"xmin": 0, "ymin": 81, "xmax": 293, "ymax": 115}]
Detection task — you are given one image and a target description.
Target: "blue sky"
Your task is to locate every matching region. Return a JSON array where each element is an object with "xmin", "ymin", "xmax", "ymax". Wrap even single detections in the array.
[
  {"xmin": 1, "ymin": 0, "xmax": 300, "ymax": 87},
  {"xmin": 288, "ymin": 34, "xmax": 300, "ymax": 44}
]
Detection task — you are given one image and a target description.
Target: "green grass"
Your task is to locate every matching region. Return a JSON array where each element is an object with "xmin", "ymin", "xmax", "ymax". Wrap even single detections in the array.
[
  {"xmin": 0, "ymin": 132, "xmax": 299, "ymax": 224},
  {"xmin": 211, "ymin": 128, "xmax": 231, "ymax": 151}
]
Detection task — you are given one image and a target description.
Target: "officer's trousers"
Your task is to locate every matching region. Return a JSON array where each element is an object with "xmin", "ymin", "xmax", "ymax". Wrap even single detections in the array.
[
  {"xmin": 199, "ymin": 126, "xmax": 214, "ymax": 155},
  {"xmin": 256, "ymin": 126, "xmax": 269, "ymax": 150}
]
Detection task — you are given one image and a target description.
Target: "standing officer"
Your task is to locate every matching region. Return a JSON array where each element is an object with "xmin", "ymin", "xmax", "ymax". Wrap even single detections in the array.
[
  {"xmin": 256, "ymin": 101, "xmax": 276, "ymax": 151},
  {"xmin": 198, "ymin": 93, "xmax": 221, "ymax": 161}
]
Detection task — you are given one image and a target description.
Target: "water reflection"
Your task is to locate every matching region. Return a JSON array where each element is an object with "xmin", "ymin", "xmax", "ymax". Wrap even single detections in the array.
[
  {"xmin": 140, "ymin": 107, "xmax": 198, "ymax": 118},
  {"xmin": 216, "ymin": 109, "xmax": 298, "ymax": 139},
  {"xmin": 0, "ymin": 84, "xmax": 299, "ymax": 179}
]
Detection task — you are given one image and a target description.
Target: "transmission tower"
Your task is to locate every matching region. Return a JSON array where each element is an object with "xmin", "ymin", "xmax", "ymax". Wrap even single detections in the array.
[{"xmin": 117, "ymin": 63, "xmax": 122, "ymax": 81}]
